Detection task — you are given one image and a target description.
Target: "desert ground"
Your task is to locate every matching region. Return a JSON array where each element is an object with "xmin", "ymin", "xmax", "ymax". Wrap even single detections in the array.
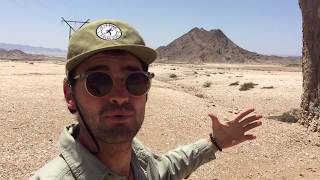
[{"xmin": 0, "ymin": 60, "xmax": 319, "ymax": 180}]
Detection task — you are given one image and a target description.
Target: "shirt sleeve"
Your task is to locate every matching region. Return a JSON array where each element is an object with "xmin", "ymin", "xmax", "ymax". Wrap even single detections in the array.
[{"xmin": 137, "ymin": 139, "xmax": 218, "ymax": 180}]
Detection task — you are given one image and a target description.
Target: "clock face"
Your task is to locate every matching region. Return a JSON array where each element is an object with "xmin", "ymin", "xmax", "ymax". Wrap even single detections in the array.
[{"xmin": 96, "ymin": 23, "xmax": 122, "ymax": 40}]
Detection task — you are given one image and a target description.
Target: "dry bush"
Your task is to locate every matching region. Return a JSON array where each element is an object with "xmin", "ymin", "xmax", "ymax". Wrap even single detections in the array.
[
  {"xmin": 229, "ymin": 81, "xmax": 239, "ymax": 86},
  {"xmin": 169, "ymin": 74, "xmax": 177, "ymax": 78},
  {"xmin": 239, "ymin": 82, "xmax": 258, "ymax": 91},
  {"xmin": 203, "ymin": 81, "xmax": 212, "ymax": 88},
  {"xmin": 262, "ymin": 86, "xmax": 274, "ymax": 89},
  {"xmin": 195, "ymin": 93, "xmax": 205, "ymax": 98}
]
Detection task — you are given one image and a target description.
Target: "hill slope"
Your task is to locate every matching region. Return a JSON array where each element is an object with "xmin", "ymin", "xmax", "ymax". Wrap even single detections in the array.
[{"xmin": 156, "ymin": 28, "xmax": 299, "ymax": 64}]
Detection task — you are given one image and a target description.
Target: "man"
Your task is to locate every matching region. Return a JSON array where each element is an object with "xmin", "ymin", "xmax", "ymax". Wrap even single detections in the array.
[{"xmin": 32, "ymin": 19, "xmax": 262, "ymax": 180}]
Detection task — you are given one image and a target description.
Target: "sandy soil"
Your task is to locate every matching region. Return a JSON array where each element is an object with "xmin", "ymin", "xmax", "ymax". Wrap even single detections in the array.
[{"xmin": 0, "ymin": 60, "xmax": 319, "ymax": 180}]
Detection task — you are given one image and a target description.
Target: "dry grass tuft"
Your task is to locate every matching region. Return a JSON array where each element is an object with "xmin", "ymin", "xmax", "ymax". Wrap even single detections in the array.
[
  {"xmin": 229, "ymin": 81, "xmax": 239, "ymax": 86},
  {"xmin": 195, "ymin": 93, "xmax": 205, "ymax": 98},
  {"xmin": 262, "ymin": 86, "xmax": 274, "ymax": 89},
  {"xmin": 203, "ymin": 81, "xmax": 212, "ymax": 88},
  {"xmin": 239, "ymin": 82, "xmax": 258, "ymax": 91},
  {"xmin": 169, "ymin": 74, "xmax": 177, "ymax": 78}
]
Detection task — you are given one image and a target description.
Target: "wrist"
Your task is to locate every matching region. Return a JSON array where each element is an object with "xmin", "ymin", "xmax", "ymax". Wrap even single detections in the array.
[{"xmin": 209, "ymin": 133, "xmax": 222, "ymax": 151}]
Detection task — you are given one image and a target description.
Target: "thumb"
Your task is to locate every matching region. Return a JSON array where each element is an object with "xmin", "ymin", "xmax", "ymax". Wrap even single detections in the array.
[{"xmin": 208, "ymin": 113, "xmax": 221, "ymax": 128}]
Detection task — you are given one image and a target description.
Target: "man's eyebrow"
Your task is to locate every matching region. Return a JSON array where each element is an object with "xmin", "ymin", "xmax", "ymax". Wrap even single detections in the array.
[
  {"xmin": 122, "ymin": 65, "xmax": 141, "ymax": 72},
  {"xmin": 85, "ymin": 65, "xmax": 109, "ymax": 72}
]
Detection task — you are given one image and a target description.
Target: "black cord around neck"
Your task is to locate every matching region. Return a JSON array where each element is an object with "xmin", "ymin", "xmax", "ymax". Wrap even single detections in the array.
[{"xmin": 72, "ymin": 94, "xmax": 101, "ymax": 155}]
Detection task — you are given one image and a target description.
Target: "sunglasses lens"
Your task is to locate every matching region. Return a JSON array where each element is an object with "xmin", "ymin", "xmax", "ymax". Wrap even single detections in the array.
[
  {"xmin": 86, "ymin": 72, "xmax": 113, "ymax": 97},
  {"xmin": 126, "ymin": 73, "xmax": 150, "ymax": 96}
]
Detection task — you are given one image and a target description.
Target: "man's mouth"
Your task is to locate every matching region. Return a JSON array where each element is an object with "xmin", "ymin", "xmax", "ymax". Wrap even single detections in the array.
[
  {"xmin": 109, "ymin": 115, "xmax": 132, "ymax": 121},
  {"xmin": 102, "ymin": 110, "xmax": 134, "ymax": 121}
]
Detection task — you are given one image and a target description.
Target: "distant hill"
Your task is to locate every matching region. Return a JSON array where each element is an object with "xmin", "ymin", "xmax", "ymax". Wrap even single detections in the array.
[
  {"xmin": 0, "ymin": 42, "xmax": 66, "ymax": 57},
  {"xmin": 0, "ymin": 48, "xmax": 64, "ymax": 61},
  {"xmin": 156, "ymin": 28, "xmax": 301, "ymax": 65}
]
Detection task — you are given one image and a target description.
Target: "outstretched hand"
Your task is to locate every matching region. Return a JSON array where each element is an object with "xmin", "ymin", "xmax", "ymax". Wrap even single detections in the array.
[{"xmin": 208, "ymin": 108, "xmax": 262, "ymax": 149}]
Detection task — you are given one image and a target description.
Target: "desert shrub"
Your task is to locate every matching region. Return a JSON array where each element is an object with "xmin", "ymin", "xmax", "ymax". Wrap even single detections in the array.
[
  {"xmin": 262, "ymin": 86, "xmax": 274, "ymax": 89},
  {"xmin": 239, "ymin": 82, "xmax": 258, "ymax": 91},
  {"xmin": 203, "ymin": 81, "xmax": 212, "ymax": 88},
  {"xmin": 169, "ymin": 74, "xmax": 177, "ymax": 78},
  {"xmin": 229, "ymin": 81, "xmax": 239, "ymax": 86},
  {"xmin": 195, "ymin": 93, "xmax": 205, "ymax": 98}
]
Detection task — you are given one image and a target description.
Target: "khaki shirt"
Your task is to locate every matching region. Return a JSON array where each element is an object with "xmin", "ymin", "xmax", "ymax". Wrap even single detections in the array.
[{"xmin": 31, "ymin": 124, "xmax": 217, "ymax": 180}]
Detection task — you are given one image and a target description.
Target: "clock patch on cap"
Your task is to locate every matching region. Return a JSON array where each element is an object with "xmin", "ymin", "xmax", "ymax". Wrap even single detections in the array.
[{"xmin": 96, "ymin": 23, "xmax": 122, "ymax": 40}]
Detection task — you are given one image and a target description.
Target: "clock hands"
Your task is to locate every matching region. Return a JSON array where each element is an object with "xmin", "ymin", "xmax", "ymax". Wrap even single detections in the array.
[{"xmin": 106, "ymin": 28, "xmax": 112, "ymax": 35}]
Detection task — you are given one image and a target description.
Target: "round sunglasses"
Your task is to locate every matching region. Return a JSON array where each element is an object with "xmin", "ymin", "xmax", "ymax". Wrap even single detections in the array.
[{"xmin": 73, "ymin": 71, "xmax": 154, "ymax": 97}]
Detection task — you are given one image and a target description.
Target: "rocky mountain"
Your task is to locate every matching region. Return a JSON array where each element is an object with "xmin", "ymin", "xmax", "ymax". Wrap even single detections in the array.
[
  {"xmin": 0, "ymin": 42, "xmax": 66, "ymax": 57},
  {"xmin": 156, "ymin": 28, "xmax": 299, "ymax": 64},
  {"xmin": 0, "ymin": 48, "xmax": 62, "ymax": 61}
]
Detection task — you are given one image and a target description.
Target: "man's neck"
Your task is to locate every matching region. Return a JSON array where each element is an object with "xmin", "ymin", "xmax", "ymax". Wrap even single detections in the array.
[
  {"xmin": 77, "ymin": 128, "xmax": 133, "ymax": 178},
  {"xmin": 98, "ymin": 142, "xmax": 132, "ymax": 178}
]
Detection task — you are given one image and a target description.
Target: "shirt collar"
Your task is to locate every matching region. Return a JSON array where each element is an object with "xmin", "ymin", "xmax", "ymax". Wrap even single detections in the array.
[{"xmin": 59, "ymin": 123, "xmax": 127, "ymax": 180}]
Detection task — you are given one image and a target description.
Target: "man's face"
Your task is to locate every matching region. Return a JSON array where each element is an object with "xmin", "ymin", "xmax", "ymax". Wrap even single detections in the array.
[{"xmin": 72, "ymin": 52, "xmax": 147, "ymax": 144}]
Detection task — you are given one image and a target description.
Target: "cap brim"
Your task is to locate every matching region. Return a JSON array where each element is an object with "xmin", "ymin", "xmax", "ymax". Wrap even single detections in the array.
[{"xmin": 66, "ymin": 45, "xmax": 157, "ymax": 75}]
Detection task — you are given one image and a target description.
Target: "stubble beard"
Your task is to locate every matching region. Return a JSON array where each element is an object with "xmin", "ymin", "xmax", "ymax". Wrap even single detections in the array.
[
  {"xmin": 77, "ymin": 102, "xmax": 144, "ymax": 144},
  {"xmin": 95, "ymin": 116, "xmax": 142, "ymax": 144}
]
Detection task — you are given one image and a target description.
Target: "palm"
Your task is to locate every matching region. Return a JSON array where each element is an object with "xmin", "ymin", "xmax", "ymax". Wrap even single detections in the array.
[{"xmin": 209, "ymin": 108, "xmax": 262, "ymax": 149}]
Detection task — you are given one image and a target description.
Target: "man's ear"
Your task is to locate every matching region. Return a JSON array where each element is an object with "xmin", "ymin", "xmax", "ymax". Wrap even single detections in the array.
[{"xmin": 63, "ymin": 79, "xmax": 77, "ymax": 114}]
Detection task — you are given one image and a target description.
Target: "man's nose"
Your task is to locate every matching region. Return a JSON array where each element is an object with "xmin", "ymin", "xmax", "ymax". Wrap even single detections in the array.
[{"xmin": 108, "ymin": 80, "xmax": 129, "ymax": 105}]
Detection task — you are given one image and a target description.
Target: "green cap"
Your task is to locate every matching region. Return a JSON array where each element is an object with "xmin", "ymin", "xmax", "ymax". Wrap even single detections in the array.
[{"xmin": 66, "ymin": 19, "xmax": 157, "ymax": 75}]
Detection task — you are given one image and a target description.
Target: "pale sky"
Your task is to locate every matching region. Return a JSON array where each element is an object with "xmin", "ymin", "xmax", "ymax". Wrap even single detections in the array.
[{"xmin": 0, "ymin": 0, "xmax": 302, "ymax": 56}]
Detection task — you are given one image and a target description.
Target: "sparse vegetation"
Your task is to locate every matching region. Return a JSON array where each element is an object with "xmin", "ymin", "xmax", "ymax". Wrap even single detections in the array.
[
  {"xmin": 229, "ymin": 81, "xmax": 239, "ymax": 86},
  {"xmin": 203, "ymin": 81, "xmax": 212, "ymax": 88},
  {"xmin": 262, "ymin": 86, "xmax": 274, "ymax": 89},
  {"xmin": 169, "ymin": 74, "xmax": 177, "ymax": 78},
  {"xmin": 195, "ymin": 93, "xmax": 205, "ymax": 98},
  {"xmin": 239, "ymin": 82, "xmax": 258, "ymax": 91}
]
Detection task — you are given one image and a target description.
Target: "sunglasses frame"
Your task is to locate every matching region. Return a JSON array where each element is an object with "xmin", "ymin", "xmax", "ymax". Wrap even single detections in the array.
[{"xmin": 73, "ymin": 71, "xmax": 154, "ymax": 97}]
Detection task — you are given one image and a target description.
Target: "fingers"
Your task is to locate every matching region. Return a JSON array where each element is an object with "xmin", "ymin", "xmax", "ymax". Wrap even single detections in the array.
[
  {"xmin": 208, "ymin": 113, "xmax": 217, "ymax": 120},
  {"xmin": 244, "ymin": 134, "xmax": 256, "ymax": 140},
  {"xmin": 240, "ymin": 114, "xmax": 262, "ymax": 126},
  {"xmin": 234, "ymin": 108, "xmax": 255, "ymax": 122},
  {"xmin": 243, "ymin": 121, "xmax": 262, "ymax": 132},
  {"xmin": 208, "ymin": 113, "xmax": 222, "ymax": 127}
]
